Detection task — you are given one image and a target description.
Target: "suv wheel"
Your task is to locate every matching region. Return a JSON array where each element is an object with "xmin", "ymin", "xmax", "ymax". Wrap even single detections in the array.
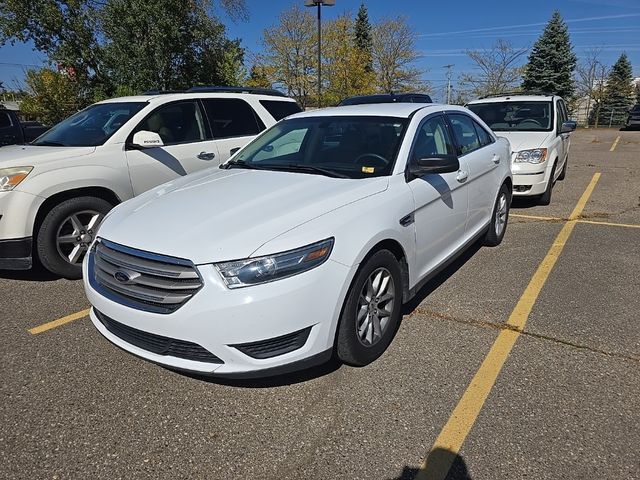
[
  {"xmin": 483, "ymin": 184, "xmax": 510, "ymax": 247},
  {"xmin": 336, "ymin": 250, "xmax": 403, "ymax": 366},
  {"xmin": 558, "ymin": 157, "xmax": 568, "ymax": 181},
  {"xmin": 36, "ymin": 196, "xmax": 112, "ymax": 279},
  {"xmin": 537, "ymin": 163, "xmax": 556, "ymax": 206}
]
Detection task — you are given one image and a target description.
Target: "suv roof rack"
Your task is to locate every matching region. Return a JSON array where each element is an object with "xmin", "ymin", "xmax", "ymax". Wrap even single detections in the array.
[
  {"xmin": 185, "ymin": 86, "xmax": 287, "ymax": 97},
  {"xmin": 480, "ymin": 91, "xmax": 554, "ymax": 99},
  {"xmin": 142, "ymin": 89, "xmax": 186, "ymax": 95}
]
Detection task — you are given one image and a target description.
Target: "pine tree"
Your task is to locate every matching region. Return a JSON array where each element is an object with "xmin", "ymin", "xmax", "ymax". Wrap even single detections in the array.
[
  {"xmin": 354, "ymin": 3, "xmax": 373, "ymax": 72},
  {"xmin": 521, "ymin": 11, "xmax": 576, "ymax": 98},
  {"xmin": 597, "ymin": 53, "xmax": 635, "ymax": 126}
]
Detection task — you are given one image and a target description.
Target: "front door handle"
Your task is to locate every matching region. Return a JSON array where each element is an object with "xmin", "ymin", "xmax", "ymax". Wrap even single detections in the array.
[
  {"xmin": 492, "ymin": 154, "xmax": 501, "ymax": 164},
  {"xmin": 456, "ymin": 170, "xmax": 468, "ymax": 183},
  {"xmin": 197, "ymin": 151, "xmax": 216, "ymax": 160}
]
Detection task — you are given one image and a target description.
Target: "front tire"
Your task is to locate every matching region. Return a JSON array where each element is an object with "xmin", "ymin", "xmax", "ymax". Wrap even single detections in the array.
[
  {"xmin": 537, "ymin": 163, "xmax": 556, "ymax": 206},
  {"xmin": 483, "ymin": 184, "xmax": 510, "ymax": 247},
  {"xmin": 558, "ymin": 157, "xmax": 567, "ymax": 181},
  {"xmin": 336, "ymin": 250, "xmax": 403, "ymax": 367},
  {"xmin": 36, "ymin": 196, "xmax": 112, "ymax": 279}
]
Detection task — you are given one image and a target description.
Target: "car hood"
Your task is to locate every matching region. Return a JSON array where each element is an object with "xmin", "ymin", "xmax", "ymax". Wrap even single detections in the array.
[
  {"xmin": 0, "ymin": 145, "xmax": 96, "ymax": 168},
  {"xmin": 99, "ymin": 168, "xmax": 389, "ymax": 264},
  {"xmin": 495, "ymin": 131, "xmax": 553, "ymax": 153}
]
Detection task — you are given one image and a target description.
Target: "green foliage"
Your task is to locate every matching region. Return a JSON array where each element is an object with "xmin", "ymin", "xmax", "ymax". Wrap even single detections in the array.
[
  {"xmin": 521, "ymin": 11, "xmax": 576, "ymax": 98},
  {"xmin": 354, "ymin": 3, "xmax": 372, "ymax": 72},
  {"xmin": 246, "ymin": 64, "xmax": 272, "ymax": 89},
  {"xmin": 20, "ymin": 68, "xmax": 82, "ymax": 124},
  {"xmin": 597, "ymin": 53, "xmax": 635, "ymax": 126}
]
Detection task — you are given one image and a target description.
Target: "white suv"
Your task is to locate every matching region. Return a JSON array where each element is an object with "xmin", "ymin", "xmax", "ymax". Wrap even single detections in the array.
[
  {"xmin": 83, "ymin": 103, "xmax": 512, "ymax": 377},
  {"xmin": 467, "ymin": 94, "xmax": 576, "ymax": 205},
  {"xmin": 0, "ymin": 87, "xmax": 301, "ymax": 277}
]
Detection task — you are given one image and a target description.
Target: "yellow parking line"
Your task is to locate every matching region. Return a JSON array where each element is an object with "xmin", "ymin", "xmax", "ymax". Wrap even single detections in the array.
[
  {"xmin": 415, "ymin": 173, "xmax": 601, "ymax": 480},
  {"xmin": 28, "ymin": 308, "xmax": 90, "ymax": 335},
  {"xmin": 610, "ymin": 135, "xmax": 621, "ymax": 152},
  {"xmin": 577, "ymin": 219, "xmax": 640, "ymax": 229},
  {"xmin": 510, "ymin": 213, "xmax": 562, "ymax": 221}
]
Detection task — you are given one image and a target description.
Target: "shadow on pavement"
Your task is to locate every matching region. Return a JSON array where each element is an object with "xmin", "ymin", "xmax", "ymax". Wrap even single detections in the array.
[
  {"xmin": 0, "ymin": 265, "xmax": 60, "ymax": 282},
  {"xmin": 390, "ymin": 448, "xmax": 472, "ymax": 479},
  {"xmin": 511, "ymin": 196, "xmax": 543, "ymax": 210}
]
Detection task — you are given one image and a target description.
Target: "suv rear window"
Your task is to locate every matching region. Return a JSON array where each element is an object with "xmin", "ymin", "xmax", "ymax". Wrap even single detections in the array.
[
  {"xmin": 260, "ymin": 100, "xmax": 302, "ymax": 121},
  {"xmin": 468, "ymin": 101, "xmax": 553, "ymax": 132}
]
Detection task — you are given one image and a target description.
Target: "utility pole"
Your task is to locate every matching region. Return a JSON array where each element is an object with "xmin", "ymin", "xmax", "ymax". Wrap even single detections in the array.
[
  {"xmin": 305, "ymin": 0, "xmax": 335, "ymax": 108},
  {"xmin": 443, "ymin": 64, "xmax": 454, "ymax": 104}
]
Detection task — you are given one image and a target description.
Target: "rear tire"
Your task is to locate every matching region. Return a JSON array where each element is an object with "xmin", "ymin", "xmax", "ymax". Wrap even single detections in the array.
[
  {"xmin": 36, "ymin": 196, "xmax": 112, "ymax": 279},
  {"xmin": 483, "ymin": 184, "xmax": 510, "ymax": 247},
  {"xmin": 336, "ymin": 250, "xmax": 403, "ymax": 367},
  {"xmin": 537, "ymin": 163, "xmax": 556, "ymax": 206}
]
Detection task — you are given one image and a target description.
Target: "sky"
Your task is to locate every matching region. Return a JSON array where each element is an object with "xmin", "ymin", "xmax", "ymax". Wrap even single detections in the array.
[{"xmin": 1, "ymin": 0, "xmax": 639, "ymax": 102}]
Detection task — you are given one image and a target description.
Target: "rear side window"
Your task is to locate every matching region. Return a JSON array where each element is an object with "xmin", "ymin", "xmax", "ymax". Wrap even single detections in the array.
[
  {"xmin": 472, "ymin": 120, "xmax": 493, "ymax": 147},
  {"xmin": 202, "ymin": 99, "xmax": 265, "ymax": 139},
  {"xmin": 448, "ymin": 114, "xmax": 481, "ymax": 155},
  {"xmin": 260, "ymin": 100, "xmax": 302, "ymax": 121},
  {"xmin": 0, "ymin": 112, "xmax": 13, "ymax": 128}
]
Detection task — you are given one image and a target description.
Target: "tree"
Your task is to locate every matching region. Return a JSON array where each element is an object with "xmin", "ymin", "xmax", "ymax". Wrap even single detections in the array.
[
  {"xmin": 521, "ymin": 10, "xmax": 576, "ymax": 98},
  {"xmin": 322, "ymin": 15, "xmax": 375, "ymax": 105},
  {"xmin": 246, "ymin": 64, "xmax": 272, "ymax": 89},
  {"xmin": 371, "ymin": 17, "xmax": 424, "ymax": 93},
  {"xmin": 459, "ymin": 40, "xmax": 527, "ymax": 98},
  {"xmin": 19, "ymin": 68, "xmax": 82, "ymax": 124},
  {"xmin": 574, "ymin": 48, "xmax": 608, "ymax": 125},
  {"xmin": 354, "ymin": 3, "xmax": 372, "ymax": 73},
  {"xmin": 597, "ymin": 53, "xmax": 635, "ymax": 127},
  {"xmin": 261, "ymin": 5, "xmax": 316, "ymax": 107}
]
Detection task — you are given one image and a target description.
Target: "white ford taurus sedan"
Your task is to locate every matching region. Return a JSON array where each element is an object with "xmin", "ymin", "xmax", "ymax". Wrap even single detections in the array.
[{"xmin": 83, "ymin": 103, "xmax": 512, "ymax": 378}]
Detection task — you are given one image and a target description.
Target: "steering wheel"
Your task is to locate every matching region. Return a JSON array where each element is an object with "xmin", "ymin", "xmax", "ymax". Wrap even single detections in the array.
[
  {"xmin": 354, "ymin": 153, "xmax": 389, "ymax": 167},
  {"xmin": 518, "ymin": 119, "xmax": 542, "ymax": 127}
]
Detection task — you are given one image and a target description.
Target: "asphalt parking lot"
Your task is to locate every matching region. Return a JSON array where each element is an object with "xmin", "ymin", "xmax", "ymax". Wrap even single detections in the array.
[{"xmin": 1, "ymin": 128, "xmax": 639, "ymax": 480}]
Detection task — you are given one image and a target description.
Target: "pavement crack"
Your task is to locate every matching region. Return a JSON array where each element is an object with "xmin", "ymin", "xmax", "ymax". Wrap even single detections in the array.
[{"xmin": 411, "ymin": 307, "xmax": 640, "ymax": 364}]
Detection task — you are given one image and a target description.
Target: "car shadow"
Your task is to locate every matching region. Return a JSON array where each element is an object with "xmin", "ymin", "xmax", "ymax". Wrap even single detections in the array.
[
  {"xmin": 0, "ymin": 266, "xmax": 61, "ymax": 282},
  {"xmin": 510, "ymin": 196, "xmax": 541, "ymax": 210},
  {"xmin": 403, "ymin": 241, "xmax": 482, "ymax": 316},
  {"xmin": 388, "ymin": 448, "xmax": 473, "ymax": 479},
  {"xmin": 178, "ymin": 356, "xmax": 343, "ymax": 389}
]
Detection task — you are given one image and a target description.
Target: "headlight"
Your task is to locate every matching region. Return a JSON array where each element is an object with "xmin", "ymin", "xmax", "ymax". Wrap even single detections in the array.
[
  {"xmin": 0, "ymin": 167, "xmax": 34, "ymax": 192},
  {"xmin": 514, "ymin": 148, "xmax": 547, "ymax": 164},
  {"xmin": 215, "ymin": 238, "xmax": 334, "ymax": 289}
]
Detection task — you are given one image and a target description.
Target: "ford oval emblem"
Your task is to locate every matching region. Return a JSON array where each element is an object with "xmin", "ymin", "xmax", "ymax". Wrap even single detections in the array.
[{"xmin": 114, "ymin": 271, "xmax": 131, "ymax": 283}]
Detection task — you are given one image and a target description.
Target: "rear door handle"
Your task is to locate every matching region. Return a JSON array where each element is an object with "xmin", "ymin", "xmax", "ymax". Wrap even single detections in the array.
[
  {"xmin": 492, "ymin": 154, "xmax": 501, "ymax": 164},
  {"xmin": 197, "ymin": 151, "xmax": 216, "ymax": 160},
  {"xmin": 456, "ymin": 170, "xmax": 468, "ymax": 183}
]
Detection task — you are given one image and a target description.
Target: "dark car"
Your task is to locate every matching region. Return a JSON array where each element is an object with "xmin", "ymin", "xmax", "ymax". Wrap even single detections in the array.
[
  {"xmin": 625, "ymin": 104, "xmax": 640, "ymax": 130},
  {"xmin": 338, "ymin": 93, "xmax": 432, "ymax": 106},
  {"xmin": 0, "ymin": 106, "xmax": 50, "ymax": 146}
]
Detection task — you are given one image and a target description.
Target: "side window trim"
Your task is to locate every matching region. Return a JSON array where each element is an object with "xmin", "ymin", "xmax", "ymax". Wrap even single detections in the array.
[{"xmin": 127, "ymin": 99, "xmax": 209, "ymax": 147}]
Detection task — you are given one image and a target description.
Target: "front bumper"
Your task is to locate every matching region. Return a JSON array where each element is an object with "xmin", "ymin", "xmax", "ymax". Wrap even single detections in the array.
[
  {"xmin": 0, "ymin": 236, "xmax": 33, "ymax": 269},
  {"xmin": 511, "ymin": 160, "xmax": 550, "ymax": 196},
  {"xmin": 83, "ymin": 251, "xmax": 355, "ymax": 377}
]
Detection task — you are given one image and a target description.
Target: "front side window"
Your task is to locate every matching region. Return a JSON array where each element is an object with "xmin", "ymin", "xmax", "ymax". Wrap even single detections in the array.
[
  {"xmin": 467, "ymin": 101, "xmax": 553, "ymax": 132},
  {"xmin": 32, "ymin": 102, "xmax": 147, "ymax": 147},
  {"xmin": 448, "ymin": 114, "xmax": 481, "ymax": 155},
  {"xmin": 556, "ymin": 100, "xmax": 568, "ymax": 132},
  {"xmin": 232, "ymin": 116, "xmax": 408, "ymax": 179},
  {"xmin": 412, "ymin": 115, "xmax": 455, "ymax": 159},
  {"xmin": 203, "ymin": 98, "xmax": 264, "ymax": 139},
  {"xmin": 134, "ymin": 101, "xmax": 206, "ymax": 145}
]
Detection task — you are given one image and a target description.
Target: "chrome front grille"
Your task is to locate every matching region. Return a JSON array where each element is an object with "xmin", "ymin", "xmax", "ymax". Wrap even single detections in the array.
[{"xmin": 89, "ymin": 239, "xmax": 203, "ymax": 314}]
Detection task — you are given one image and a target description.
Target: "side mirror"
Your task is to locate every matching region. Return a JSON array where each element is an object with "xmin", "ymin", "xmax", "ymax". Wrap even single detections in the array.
[
  {"xmin": 560, "ymin": 121, "xmax": 577, "ymax": 134},
  {"xmin": 129, "ymin": 130, "xmax": 164, "ymax": 149},
  {"xmin": 409, "ymin": 154, "xmax": 460, "ymax": 177}
]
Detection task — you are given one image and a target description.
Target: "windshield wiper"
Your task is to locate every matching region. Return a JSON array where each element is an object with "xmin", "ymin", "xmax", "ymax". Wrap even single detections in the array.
[
  {"xmin": 32, "ymin": 140, "xmax": 67, "ymax": 147},
  {"xmin": 266, "ymin": 164, "xmax": 350, "ymax": 179},
  {"xmin": 219, "ymin": 159, "xmax": 268, "ymax": 170}
]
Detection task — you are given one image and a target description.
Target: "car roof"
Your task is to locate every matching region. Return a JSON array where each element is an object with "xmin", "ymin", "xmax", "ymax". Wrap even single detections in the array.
[
  {"xmin": 289, "ymin": 103, "xmax": 461, "ymax": 119},
  {"xmin": 467, "ymin": 95, "xmax": 558, "ymax": 104},
  {"xmin": 96, "ymin": 92, "xmax": 299, "ymax": 105},
  {"xmin": 339, "ymin": 93, "xmax": 433, "ymax": 106}
]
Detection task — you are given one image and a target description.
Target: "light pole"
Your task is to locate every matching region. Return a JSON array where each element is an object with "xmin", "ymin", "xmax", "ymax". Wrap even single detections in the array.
[
  {"xmin": 443, "ymin": 64, "xmax": 454, "ymax": 104},
  {"xmin": 305, "ymin": 0, "xmax": 335, "ymax": 108}
]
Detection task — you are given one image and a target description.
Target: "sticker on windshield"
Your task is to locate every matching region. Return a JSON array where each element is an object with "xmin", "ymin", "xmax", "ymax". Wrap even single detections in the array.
[{"xmin": 362, "ymin": 166, "xmax": 375, "ymax": 174}]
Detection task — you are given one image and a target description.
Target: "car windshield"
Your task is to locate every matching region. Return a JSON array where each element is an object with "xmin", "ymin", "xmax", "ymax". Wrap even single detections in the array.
[
  {"xmin": 32, "ymin": 102, "xmax": 147, "ymax": 147},
  {"xmin": 230, "ymin": 116, "xmax": 408, "ymax": 179},
  {"xmin": 468, "ymin": 101, "xmax": 553, "ymax": 132}
]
